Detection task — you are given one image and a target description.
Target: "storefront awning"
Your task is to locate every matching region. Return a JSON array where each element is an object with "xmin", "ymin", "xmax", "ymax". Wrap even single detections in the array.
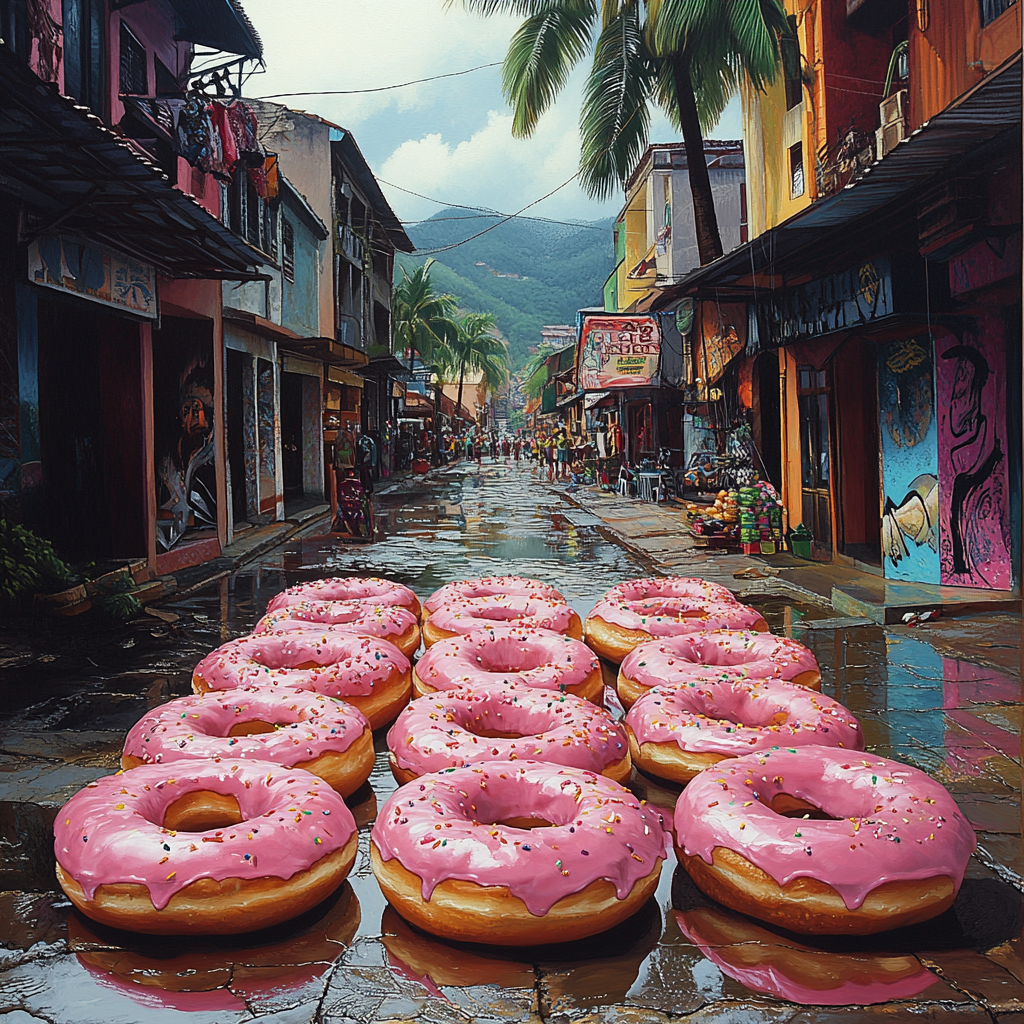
[
  {"xmin": 1, "ymin": 43, "xmax": 263, "ymax": 280},
  {"xmin": 276, "ymin": 336, "xmax": 368, "ymax": 368}
]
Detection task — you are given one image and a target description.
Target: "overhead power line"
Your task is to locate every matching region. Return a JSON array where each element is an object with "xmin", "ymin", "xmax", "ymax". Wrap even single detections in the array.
[
  {"xmin": 379, "ymin": 179, "xmax": 606, "ymax": 232},
  {"xmin": 253, "ymin": 62, "xmax": 501, "ymax": 100}
]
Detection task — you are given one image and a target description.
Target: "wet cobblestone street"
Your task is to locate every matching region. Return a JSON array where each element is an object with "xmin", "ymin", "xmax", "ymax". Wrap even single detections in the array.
[{"xmin": 1, "ymin": 459, "xmax": 1021, "ymax": 1023}]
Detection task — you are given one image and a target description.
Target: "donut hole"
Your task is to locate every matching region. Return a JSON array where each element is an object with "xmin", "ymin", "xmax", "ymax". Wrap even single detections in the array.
[
  {"xmin": 496, "ymin": 816, "xmax": 557, "ymax": 829},
  {"xmin": 769, "ymin": 793, "xmax": 840, "ymax": 821},
  {"xmin": 228, "ymin": 720, "xmax": 278, "ymax": 737},
  {"xmin": 163, "ymin": 791, "xmax": 244, "ymax": 832}
]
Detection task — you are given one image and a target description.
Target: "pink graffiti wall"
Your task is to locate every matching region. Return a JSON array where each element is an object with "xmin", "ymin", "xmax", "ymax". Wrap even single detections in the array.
[{"xmin": 935, "ymin": 315, "xmax": 1012, "ymax": 589}]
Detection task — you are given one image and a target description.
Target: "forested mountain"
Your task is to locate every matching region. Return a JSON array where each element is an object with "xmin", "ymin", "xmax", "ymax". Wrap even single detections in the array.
[{"xmin": 395, "ymin": 209, "xmax": 614, "ymax": 368}]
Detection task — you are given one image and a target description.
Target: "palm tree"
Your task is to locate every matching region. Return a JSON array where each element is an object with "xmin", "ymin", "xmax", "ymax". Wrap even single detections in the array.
[
  {"xmin": 456, "ymin": 0, "xmax": 787, "ymax": 265},
  {"xmin": 449, "ymin": 312, "xmax": 510, "ymax": 419},
  {"xmin": 391, "ymin": 259, "xmax": 459, "ymax": 371}
]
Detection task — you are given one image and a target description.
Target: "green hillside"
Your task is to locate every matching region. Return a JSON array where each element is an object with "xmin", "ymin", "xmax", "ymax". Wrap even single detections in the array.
[{"xmin": 395, "ymin": 210, "xmax": 614, "ymax": 368}]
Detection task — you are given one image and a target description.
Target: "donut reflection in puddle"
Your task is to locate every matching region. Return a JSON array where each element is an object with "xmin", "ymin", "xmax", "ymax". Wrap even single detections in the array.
[
  {"xmin": 381, "ymin": 897, "xmax": 662, "ymax": 1008},
  {"xmin": 67, "ymin": 882, "xmax": 360, "ymax": 1012},
  {"xmin": 672, "ymin": 896, "xmax": 938, "ymax": 1006}
]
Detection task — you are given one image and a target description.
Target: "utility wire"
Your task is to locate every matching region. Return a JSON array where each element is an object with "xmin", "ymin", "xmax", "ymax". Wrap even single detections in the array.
[
  {"xmin": 379, "ymin": 179, "xmax": 605, "ymax": 231},
  {"xmin": 253, "ymin": 62, "xmax": 501, "ymax": 99}
]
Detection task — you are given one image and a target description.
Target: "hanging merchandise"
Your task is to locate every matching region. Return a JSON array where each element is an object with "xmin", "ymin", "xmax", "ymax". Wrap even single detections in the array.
[
  {"xmin": 224, "ymin": 102, "xmax": 266, "ymax": 167},
  {"xmin": 207, "ymin": 102, "xmax": 237, "ymax": 175},
  {"xmin": 177, "ymin": 95, "xmax": 211, "ymax": 167}
]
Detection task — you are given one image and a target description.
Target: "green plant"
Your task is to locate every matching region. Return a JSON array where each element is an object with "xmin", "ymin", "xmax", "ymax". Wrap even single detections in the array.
[
  {"xmin": 0, "ymin": 519, "xmax": 71, "ymax": 612},
  {"xmin": 90, "ymin": 568, "xmax": 142, "ymax": 624}
]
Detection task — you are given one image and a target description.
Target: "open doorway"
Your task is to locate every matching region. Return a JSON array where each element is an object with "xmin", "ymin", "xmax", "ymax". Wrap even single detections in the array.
[{"xmin": 833, "ymin": 336, "xmax": 882, "ymax": 568}]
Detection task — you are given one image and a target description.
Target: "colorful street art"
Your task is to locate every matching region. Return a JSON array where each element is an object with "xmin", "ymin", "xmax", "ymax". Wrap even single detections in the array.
[
  {"xmin": 877, "ymin": 337, "xmax": 940, "ymax": 583},
  {"xmin": 935, "ymin": 317, "xmax": 1012, "ymax": 590},
  {"xmin": 153, "ymin": 323, "xmax": 217, "ymax": 552}
]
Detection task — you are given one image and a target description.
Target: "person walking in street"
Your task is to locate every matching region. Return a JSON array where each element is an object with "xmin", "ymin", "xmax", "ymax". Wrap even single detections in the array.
[
  {"xmin": 555, "ymin": 428, "xmax": 570, "ymax": 481},
  {"xmin": 463, "ymin": 433, "xmax": 473, "ymax": 461}
]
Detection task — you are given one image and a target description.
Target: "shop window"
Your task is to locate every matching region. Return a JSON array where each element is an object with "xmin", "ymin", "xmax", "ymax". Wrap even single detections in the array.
[
  {"xmin": 155, "ymin": 56, "xmax": 179, "ymax": 98},
  {"xmin": 980, "ymin": 0, "xmax": 1013, "ymax": 26},
  {"xmin": 282, "ymin": 219, "xmax": 295, "ymax": 283},
  {"xmin": 119, "ymin": 22, "xmax": 148, "ymax": 96},
  {"xmin": 0, "ymin": 0, "xmax": 29, "ymax": 62},
  {"xmin": 782, "ymin": 14, "xmax": 802, "ymax": 110},
  {"xmin": 789, "ymin": 143, "xmax": 805, "ymax": 199}
]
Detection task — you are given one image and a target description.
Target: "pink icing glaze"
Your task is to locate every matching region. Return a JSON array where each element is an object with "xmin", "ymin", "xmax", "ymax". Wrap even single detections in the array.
[
  {"xmin": 625, "ymin": 677, "xmax": 863, "ymax": 757},
  {"xmin": 193, "ymin": 631, "xmax": 409, "ymax": 699},
  {"xmin": 588, "ymin": 598, "xmax": 765, "ymax": 637},
  {"xmin": 621, "ymin": 631, "xmax": 819, "ymax": 690},
  {"xmin": 267, "ymin": 577, "xmax": 419, "ymax": 613},
  {"xmin": 424, "ymin": 576, "xmax": 566, "ymax": 614},
  {"xmin": 604, "ymin": 576, "xmax": 737, "ymax": 606},
  {"xmin": 54, "ymin": 760, "xmax": 356, "ymax": 909},
  {"xmin": 388, "ymin": 687, "xmax": 628, "ymax": 776},
  {"xmin": 123, "ymin": 687, "xmax": 369, "ymax": 768},
  {"xmin": 675, "ymin": 746, "xmax": 976, "ymax": 910},
  {"xmin": 428, "ymin": 595, "xmax": 576, "ymax": 636},
  {"xmin": 372, "ymin": 761, "xmax": 665, "ymax": 916},
  {"xmin": 673, "ymin": 910, "xmax": 938, "ymax": 1006},
  {"xmin": 254, "ymin": 601, "xmax": 418, "ymax": 642},
  {"xmin": 415, "ymin": 626, "xmax": 598, "ymax": 694}
]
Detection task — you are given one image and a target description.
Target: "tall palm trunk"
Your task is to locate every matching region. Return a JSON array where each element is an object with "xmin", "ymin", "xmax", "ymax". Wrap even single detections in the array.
[
  {"xmin": 672, "ymin": 55, "xmax": 723, "ymax": 266},
  {"xmin": 456, "ymin": 361, "xmax": 466, "ymax": 419}
]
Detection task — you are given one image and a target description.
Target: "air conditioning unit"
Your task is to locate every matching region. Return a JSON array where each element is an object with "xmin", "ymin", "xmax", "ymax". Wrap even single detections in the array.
[
  {"xmin": 876, "ymin": 117, "xmax": 906, "ymax": 160},
  {"xmin": 879, "ymin": 89, "xmax": 908, "ymax": 126}
]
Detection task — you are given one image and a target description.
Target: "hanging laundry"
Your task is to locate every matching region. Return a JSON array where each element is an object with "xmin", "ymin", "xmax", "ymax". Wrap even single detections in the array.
[
  {"xmin": 207, "ymin": 102, "xmax": 238, "ymax": 175},
  {"xmin": 263, "ymin": 153, "xmax": 279, "ymax": 199},
  {"xmin": 248, "ymin": 162, "xmax": 268, "ymax": 200},
  {"xmin": 224, "ymin": 102, "xmax": 265, "ymax": 168},
  {"xmin": 177, "ymin": 96, "xmax": 210, "ymax": 167}
]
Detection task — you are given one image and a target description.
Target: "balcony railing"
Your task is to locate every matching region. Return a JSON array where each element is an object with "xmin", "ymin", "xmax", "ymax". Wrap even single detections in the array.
[{"xmin": 338, "ymin": 224, "xmax": 364, "ymax": 264}]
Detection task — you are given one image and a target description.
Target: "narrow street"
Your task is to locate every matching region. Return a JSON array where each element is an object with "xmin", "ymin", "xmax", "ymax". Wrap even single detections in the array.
[{"xmin": 1, "ymin": 460, "xmax": 1020, "ymax": 1022}]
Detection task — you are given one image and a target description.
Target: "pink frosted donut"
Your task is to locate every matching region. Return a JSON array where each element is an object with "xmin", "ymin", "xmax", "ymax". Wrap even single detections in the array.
[
  {"xmin": 267, "ymin": 577, "xmax": 420, "ymax": 616},
  {"xmin": 192, "ymin": 631, "xmax": 412, "ymax": 730},
  {"xmin": 625, "ymin": 677, "xmax": 863, "ymax": 784},
  {"xmin": 371, "ymin": 762, "xmax": 665, "ymax": 944},
  {"xmin": 55, "ymin": 759, "xmax": 358, "ymax": 934},
  {"xmin": 413, "ymin": 626, "xmax": 603, "ymax": 703},
  {"xmin": 586, "ymin": 597, "xmax": 768, "ymax": 664},
  {"xmin": 122, "ymin": 688, "xmax": 374, "ymax": 797},
  {"xmin": 675, "ymin": 746, "xmax": 976, "ymax": 935},
  {"xmin": 604, "ymin": 576, "xmax": 736, "ymax": 607},
  {"xmin": 422, "ymin": 595, "xmax": 583, "ymax": 647},
  {"xmin": 617, "ymin": 630, "xmax": 821, "ymax": 708},
  {"xmin": 387, "ymin": 687, "xmax": 631, "ymax": 784},
  {"xmin": 424, "ymin": 576, "xmax": 566, "ymax": 618},
  {"xmin": 254, "ymin": 601, "xmax": 421, "ymax": 656}
]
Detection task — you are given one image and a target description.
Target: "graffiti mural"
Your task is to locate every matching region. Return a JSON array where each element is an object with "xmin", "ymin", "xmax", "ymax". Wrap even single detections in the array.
[
  {"xmin": 936, "ymin": 317, "xmax": 1012, "ymax": 590},
  {"xmin": 877, "ymin": 337, "xmax": 940, "ymax": 583},
  {"xmin": 154, "ymin": 323, "xmax": 217, "ymax": 552}
]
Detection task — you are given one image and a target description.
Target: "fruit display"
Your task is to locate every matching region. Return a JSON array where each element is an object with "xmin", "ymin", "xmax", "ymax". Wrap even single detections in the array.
[{"xmin": 684, "ymin": 482, "xmax": 783, "ymax": 551}]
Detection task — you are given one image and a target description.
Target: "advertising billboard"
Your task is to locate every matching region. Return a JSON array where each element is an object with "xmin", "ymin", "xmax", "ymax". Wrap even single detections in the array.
[{"xmin": 577, "ymin": 315, "xmax": 661, "ymax": 389}]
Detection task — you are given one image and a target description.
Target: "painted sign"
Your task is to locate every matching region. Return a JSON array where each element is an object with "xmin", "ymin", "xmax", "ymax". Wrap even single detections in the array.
[
  {"xmin": 578, "ymin": 315, "xmax": 661, "ymax": 390},
  {"xmin": 877, "ymin": 337, "xmax": 940, "ymax": 583},
  {"xmin": 27, "ymin": 235, "xmax": 157, "ymax": 318},
  {"xmin": 769, "ymin": 257, "xmax": 892, "ymax": 344},
  {"xmin": 936, "ymin": 317, "xmax": 1012, "ymax": 590},
  {"xmin": 700, "ymin": 302, "xmax": 746, "ymax": 384}
]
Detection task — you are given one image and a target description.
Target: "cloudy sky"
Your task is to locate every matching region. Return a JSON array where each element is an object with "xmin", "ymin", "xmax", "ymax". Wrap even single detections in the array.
[{"xmin": 240, "ymin": 0, "xmax": 742, "ymax": 226}]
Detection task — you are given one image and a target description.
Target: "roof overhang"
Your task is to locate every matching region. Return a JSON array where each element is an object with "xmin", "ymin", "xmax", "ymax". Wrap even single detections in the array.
[
  {"xmin": 667, "ymin": 52, "xmax": 1021, "ymax": 301},
  {"xmin": 331, "ymin": 135, "xmax": 414, "ymax": 253},
  {"xmin": 1, "ymin": 43, "xmax": 263, "ymax": 280},
  {"xmin": 277, "ymin": 336, "xmax": 368, "ymax": 368},
  {"xmin": 111, "ymin": 0, "xmax": 263, "ymax": 58}
]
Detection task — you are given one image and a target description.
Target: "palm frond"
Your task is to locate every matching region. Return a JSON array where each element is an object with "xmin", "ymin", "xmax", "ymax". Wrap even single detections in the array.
[
  {"xmin": 579, "ymin": 2, "xmax": 656, "ymax": 201},
  {"xmin": 502, "ymin": 1, "xmax": 597, "ymax": 137}
]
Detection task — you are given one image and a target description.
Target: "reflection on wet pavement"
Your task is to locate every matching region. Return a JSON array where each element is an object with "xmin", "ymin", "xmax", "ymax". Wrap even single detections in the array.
[{"xmin": 0, "ymin": 462, "xmax": 1021, "ymax": 1020}]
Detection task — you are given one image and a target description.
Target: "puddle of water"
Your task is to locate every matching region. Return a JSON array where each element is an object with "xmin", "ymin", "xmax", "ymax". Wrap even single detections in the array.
[{"xmin": 0, "ymin": 461, "xmax": 1020, "ymax": 1019}]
